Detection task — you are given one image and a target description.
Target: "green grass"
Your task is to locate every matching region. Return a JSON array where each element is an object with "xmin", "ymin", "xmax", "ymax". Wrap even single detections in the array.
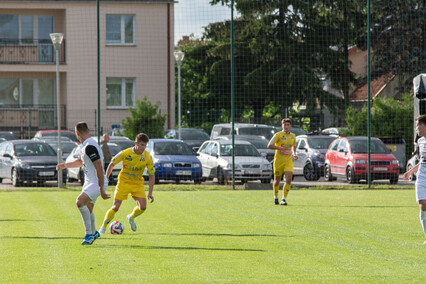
[{"xmin": 1, "ymin": 187, "xmax": 425, "ymax": 283}]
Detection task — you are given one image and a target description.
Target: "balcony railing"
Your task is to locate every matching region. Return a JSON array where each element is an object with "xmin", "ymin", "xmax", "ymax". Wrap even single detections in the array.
[{"xmin": 0, "ymin": 39, "xmax": 65, "ymax": 64}]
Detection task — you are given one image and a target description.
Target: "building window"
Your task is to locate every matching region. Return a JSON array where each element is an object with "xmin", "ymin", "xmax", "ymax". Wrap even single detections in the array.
[
  {"xmin": 106, "ymin": 15, "xmax": 135, "ymax": 45},
  {"xmin": 0, "ymin": 78, "xmax": 54, "ymax": 106},
  {"xmin": 0, "ymin": 15, "xmax": 54, "ymax": 44},
  {"xmin": 106, "ymin": 78, "xmax": 135, "ymax": 108}
]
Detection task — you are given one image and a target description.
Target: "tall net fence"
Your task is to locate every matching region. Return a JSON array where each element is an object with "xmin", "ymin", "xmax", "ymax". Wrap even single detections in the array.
[{"xmin": 0, "ymin": 0, "xmax": 424, "ymax": 187}]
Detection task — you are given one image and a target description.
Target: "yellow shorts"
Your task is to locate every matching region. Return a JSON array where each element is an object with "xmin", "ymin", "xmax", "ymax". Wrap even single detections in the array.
[
  {"xmin": 273, "ymin": 160, "xmax": 293, "ymax": 176},
  {"xmin": 114, "ymin": 181, "xmax": 146, "ymax": 200}
]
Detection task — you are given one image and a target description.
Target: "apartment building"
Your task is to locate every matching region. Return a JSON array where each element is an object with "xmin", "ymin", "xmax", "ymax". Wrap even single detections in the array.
[{"xmin": 0, "ymin": 0, "xmax": 175, "ymax": 137}]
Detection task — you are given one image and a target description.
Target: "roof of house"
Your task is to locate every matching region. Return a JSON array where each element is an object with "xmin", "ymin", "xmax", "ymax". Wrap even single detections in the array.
[{"xmin": 349, "ymin": 74, "xmax": 396, "ymax": 102}]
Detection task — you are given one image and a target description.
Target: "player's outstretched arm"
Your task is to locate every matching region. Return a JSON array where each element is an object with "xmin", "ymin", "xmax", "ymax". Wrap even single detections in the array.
[{"xmin": 56, "ymin": 158, "xmax": 83, "ymax": 171}]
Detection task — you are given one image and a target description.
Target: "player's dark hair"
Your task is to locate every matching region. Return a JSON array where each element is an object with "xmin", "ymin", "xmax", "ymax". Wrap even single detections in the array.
[
  {"xmin": 281, "ymin": 118, "xmax": 292, "ymax": 125},
  {"xmin": 75, "ymin": 122, "xmax": 89, "ymax": 134},
  {"xmin": 136, "ymin": 133, "xmax": 149, "ymax": 143},
  {"xmin": 416, "ymin": 114, "xmax": 426, "ymax": 126}
]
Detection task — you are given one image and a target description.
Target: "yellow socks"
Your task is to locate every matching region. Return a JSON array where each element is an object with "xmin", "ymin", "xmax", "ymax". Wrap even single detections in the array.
[
  {"xmin": 273, "ymin": 185, "xmax": 279, "ymax": 197},
  {"xmin": 283, "ymin": 184, "xmax": 291, "ymax": 198},
  {"xmin": 101, "ymin": 208, "xmax": 117, "ymax": 229},
  {"xmin": 130, "ymin": 206, "xmax": 145, "ymax": 219}
]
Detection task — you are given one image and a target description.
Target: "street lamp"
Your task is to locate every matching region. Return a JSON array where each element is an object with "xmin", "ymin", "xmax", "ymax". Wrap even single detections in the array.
[
  {"xmin": 174, "ymin": 50, "xmax": 184, "ymax": 140},
  {"xmin": 50, "ymin": 33, "xmax": 64, "ymax": 188}
]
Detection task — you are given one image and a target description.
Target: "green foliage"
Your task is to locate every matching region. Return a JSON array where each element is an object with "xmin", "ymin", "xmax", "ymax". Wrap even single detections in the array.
[
  {"xmin": 345, "ymin": 94, "xmax": 414, "ymax": 158},
  {"xmin": 121, "ymin": 97, "xmax": 167, "ymax": 139}
]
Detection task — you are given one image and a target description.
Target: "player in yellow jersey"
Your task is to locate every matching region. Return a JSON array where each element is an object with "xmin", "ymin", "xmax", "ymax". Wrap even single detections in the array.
[
  {"xmin": 267, "ymin": 118, "xmax": 298, "ymax": 205},
  {"xmin": 99, "ymin": 133, "xmax": 155, "ymax": 234}
]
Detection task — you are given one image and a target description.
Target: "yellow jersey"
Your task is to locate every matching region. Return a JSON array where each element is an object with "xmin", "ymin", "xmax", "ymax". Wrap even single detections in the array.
[
  {"xmin": 112, "ymin": 147, "xmax": 155, "ymax": 185},
  {"xmin": 269, "ymin": 131, "xmax": 296, "ymax": 164}
]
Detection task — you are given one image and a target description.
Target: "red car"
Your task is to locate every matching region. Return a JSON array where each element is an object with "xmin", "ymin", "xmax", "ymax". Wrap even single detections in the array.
[{"xmin": 324, "ymin": 136, "xmax": 399, "ymax": 184}]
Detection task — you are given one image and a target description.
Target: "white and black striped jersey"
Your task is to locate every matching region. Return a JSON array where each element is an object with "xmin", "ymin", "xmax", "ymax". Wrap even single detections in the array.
[
  {"xmin": 80, "ymin": 137, "xmax": 108, "ymax": 186},
  {"xmin": 417, "ymin": 137, "xmax": 426, "ymax": 181}
]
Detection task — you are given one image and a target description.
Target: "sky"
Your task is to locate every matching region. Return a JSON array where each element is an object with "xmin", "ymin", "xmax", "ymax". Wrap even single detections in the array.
[{"xmin": 174, "ymin": 0, "xmax": 232, "ymax": 43}]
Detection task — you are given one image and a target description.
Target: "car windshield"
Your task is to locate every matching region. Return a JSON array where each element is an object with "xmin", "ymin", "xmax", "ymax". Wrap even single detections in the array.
[
  {"xmin": 43, "ymin": 132, "xmax": 78, "ymax": 142},
  {"xmin": 243, "ymin": 138, "xmax": 268, "ymax": 149},
  {"xmin": 181, "ymin": 130, "xmax": 210, "ymax": 140},
  {"xmin": 49, "ymin": 142, "xmax": 77, "ymax": 154},
  {"xmin": 308, "ymin": 137, "xmax": 335, "ymax": 149},
  {"xmin": 238, "ymin": 127, "xmax": 275, "ymax": 140},
  {"xmin": 108, "ymin": 144, "xmax": 123, "ymax": 156},
  {"xmin": 350, "ymin": 140, "xmax": 390, "ymax": 154},
  {"xmin": 113, "ymin": 140, "xmax": 135, "ymax": 150},
  {"xmin": 154, "ymin": 142, "xmax": 194, "ymax": 155},
  {"xmin": 14, "ymin": 143, "xmax": 56, "ymax": 156},
  {"xmin": 220, "ymin": 144, "xmax": 261, "ymax": 157}
]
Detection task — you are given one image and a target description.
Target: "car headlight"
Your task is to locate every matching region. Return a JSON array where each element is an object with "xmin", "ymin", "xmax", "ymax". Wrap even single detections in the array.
[
  {"xmin": 162, "ymin": 163, "xmax": 172, "ymax": 168},
  {"xmin": 21, "ymin": 163, "xmax": 32, "ymax": 169},
  {"xmin": 193, "ymin": 163, "xmax": 201, "ymax": 168},
  {"xmin": 263, "ymin": 163, "xmax": 272, "ymax": 170},
  {"xmin": 354, "ymin": 159, "xmax": 366, "ymax": 164},
  {"xmin": 392, "ymin": 159, "xmax": 399, "ymax": 165}
]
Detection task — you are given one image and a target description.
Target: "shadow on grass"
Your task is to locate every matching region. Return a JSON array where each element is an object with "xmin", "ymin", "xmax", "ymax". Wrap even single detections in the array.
[
  {"xmin": 0, "ymin": 219, "xmax": 43, "ymax": 222},
  {"xmin": 0, "ymin": 236, "xmax": 81, "ymax": 240},
  {"xmin": 146, "ymin": 232, "xmax": 282, "ymax": 237},
  {"xmin": 94, "ymin": 244, "xmax": 265, "ymax": 252}
]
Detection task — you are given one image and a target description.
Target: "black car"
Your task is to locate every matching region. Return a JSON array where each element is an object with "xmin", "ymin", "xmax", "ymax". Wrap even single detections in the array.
[
  {"xmin": 293, "ymin": 134, "xmax": 336, "ymax": 181},
  {"xmin": 0, "ymin": 140, "xmax": 67, "ymax": 186},
  {"xmin": 0, "ymin": 131, "xmax": 18, "ymax": 141}
]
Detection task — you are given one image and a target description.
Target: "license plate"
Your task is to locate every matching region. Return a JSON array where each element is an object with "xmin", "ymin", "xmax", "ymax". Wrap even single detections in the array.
[
  {"xmin": 39, "ymin": 171, "xmax": 55, "ymax": 176},
  {"xmin": 176, "ymin": 170, "xmax": 192, "ymax": 175},
  {"xmin": 243, "ymin": 170, "xmax": 258, "ymax": 174},
  {"xmin": 372, "ymin": 167, "xmax": 387, "ymax": 172}
]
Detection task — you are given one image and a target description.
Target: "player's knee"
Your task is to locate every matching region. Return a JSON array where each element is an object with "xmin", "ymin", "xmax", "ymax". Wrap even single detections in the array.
[{"xmin": 112, "ymin": 205, "xmax": 120, "ymax": 212}]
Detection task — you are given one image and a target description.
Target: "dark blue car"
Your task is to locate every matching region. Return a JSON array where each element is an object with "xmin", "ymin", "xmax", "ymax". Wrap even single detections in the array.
[{"xmin": 145, "ymin": 139, "xmax": 203, "ymax": 184}]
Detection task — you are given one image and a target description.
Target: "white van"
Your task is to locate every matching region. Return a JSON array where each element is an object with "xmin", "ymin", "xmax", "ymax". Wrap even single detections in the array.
[{"xmin": 210, "ymin": 123, "xmax": 277, "ymax": 140}]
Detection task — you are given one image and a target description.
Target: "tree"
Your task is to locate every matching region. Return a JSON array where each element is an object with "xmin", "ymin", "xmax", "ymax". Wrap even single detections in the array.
[
  {"xmin": 345, "ymin": 94, "xmax": 414, "ymax": 159},
  {"xmin": 121, "ymin": 97, "xmax": 167, "ymax": 139}
]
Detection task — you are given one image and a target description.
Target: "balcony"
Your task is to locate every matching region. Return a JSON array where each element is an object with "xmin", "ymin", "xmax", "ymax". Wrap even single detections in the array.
[{"xmin": 0, "ymin": 39, "xmax": 65, "ymax": 65}]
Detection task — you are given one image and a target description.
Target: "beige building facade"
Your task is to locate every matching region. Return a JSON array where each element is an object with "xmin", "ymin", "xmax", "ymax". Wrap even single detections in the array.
[{"xmin": 0, "ymin": 0, "xmax": 175, "ymax": 137}]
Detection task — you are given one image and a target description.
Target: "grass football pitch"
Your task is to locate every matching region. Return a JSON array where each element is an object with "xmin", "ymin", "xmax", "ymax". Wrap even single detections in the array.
[{"xmin": 0, "ymin": 186, "xmax": 425, "ymax": 283}]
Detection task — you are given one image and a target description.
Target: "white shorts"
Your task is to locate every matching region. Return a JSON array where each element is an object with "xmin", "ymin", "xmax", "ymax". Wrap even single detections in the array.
[
  {"xmin": 415, "ymin": 179, "xmax": 426, "ymax": 203},
  {"xmin": 82, "ymin": 182, "xmax": 107, "ymax": 204}
]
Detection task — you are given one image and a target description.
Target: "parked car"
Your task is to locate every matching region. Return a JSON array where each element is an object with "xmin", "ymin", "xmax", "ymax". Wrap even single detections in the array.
[
  {"xmin": 164, "ymin": 128, "xmax": 210, "ymax": 151},
  {"xmin": 34, "ymin": 130, "xmax": 79, "ymax": 143},
  {"xmin": 210, "ymin": 123, "xmax": 276, "ymax": 140},
  {"xmin": 274, "ymin": 126, "xmax": 307, "ymax": 136},
  {"xmin": 197, "ymin": 140, "xmax": 273, "ymax": 184},
  {"xmin": 144, "ymin": 139, "xmax": 203, "ymax": 184},
  {"xmin": 406, "ymin": 152, "xmax": 419, "ymax": 181},
  {"xmin": 214, "ymin": 135, "xmax": 275, "ymax": 162},
  {"xmin": 293, "ymin": 135, "xmax": 336, "ymax": 181},
  {"xmin": 321, "ymin": 127, "xmax": 348, "ymax": 137},
  {"xmin": 44, "ymin": 140, "xmax": 78, "ymax": 161},
  {"xmin": 0, "ymin": 131, "xmax": 18, "ymax": 141},
  {"xmin": 66, "ymin": 142, "xmax": 123, "ymax": 185},
  {"xmin": 0, "ymin": 140, "xmax": 67, "ymax": 186},
  {"xmin": 94, "ymin": 136, "xmax": 135, "ymax": 150},
  {"xmin": 324, "ymin": 136, "xmax": 400, "ymax": 184}
]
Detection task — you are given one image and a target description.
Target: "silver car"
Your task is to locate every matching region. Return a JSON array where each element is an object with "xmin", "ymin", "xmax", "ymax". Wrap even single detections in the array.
[{"xmin": 197, "ymin": 140, "xmax": 273, "ymax": 184}]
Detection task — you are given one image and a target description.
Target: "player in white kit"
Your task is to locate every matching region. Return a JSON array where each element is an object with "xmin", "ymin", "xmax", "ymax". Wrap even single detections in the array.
[
  {"xmin": 57, "ymin": 122, "xmax": 110, "ymax": 245},
  {"xmin": 403, "ymin": 114, "xmax": 426, "ymax": 245}
]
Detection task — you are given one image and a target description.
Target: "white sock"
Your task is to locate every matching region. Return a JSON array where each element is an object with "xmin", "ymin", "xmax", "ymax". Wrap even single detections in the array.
[
  {"xmin": 274, "ymin": 196, "xmax": 278, "ymax": 200},
  {"xmin": 78, "ymin": 206, "xmax": 92, "ymax": 235},
  {"xmin": 420, "ymin": 211, "xmax": 426, "ymax": 237},
  {"xmin": 91, "ymin": 212, "xmax": 96, "ymax": 235}
]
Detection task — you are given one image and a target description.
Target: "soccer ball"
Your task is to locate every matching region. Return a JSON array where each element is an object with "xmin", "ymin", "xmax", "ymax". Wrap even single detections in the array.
[{"xmin": 109, "ymin": 221, "xmax": 124, "ymax": 235}]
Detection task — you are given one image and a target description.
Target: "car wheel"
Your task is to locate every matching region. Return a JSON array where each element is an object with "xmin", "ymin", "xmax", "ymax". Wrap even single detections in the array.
[
  {"xmin": 194, "ymin": 179, "xmax": 202, "ymax": 185},
  {"xmin": 155, "ymin": 177, "xmax": 160, "ymax": 184},
  {"xmin": 12, "ymin": 168, "xmax": 22, "ymax": 187},
  {"xmin": 303, "ymin": 162, "xmax": 319, "ymax": 181},
  {"xmin": 175, "ymin": 179, "xmax": 181, "ymax": 184},
  {"xmin": 324, "ymin": 164, "xmax": 333, "ymax": 181},
  {"xmin": 79, "ymin": 170, "xmax": 85, "ymax": 186},
  {"xmin": 0, "ymin": 178, "xmax": 3, "ymax": 183},
  {"xmin": 217, "ymin": 167, "xmax": 225, "ymax": 185},
  {"xmin": 346, "ymin": 166, "xmax": 359, "ymax": 184},
  {"xmin": 407, "ymin": 164, "xmax": 416, "ymax": 181},
  {"xmin": 390, "ymin": 175, "xmax": 398, "ymax": 184}
]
